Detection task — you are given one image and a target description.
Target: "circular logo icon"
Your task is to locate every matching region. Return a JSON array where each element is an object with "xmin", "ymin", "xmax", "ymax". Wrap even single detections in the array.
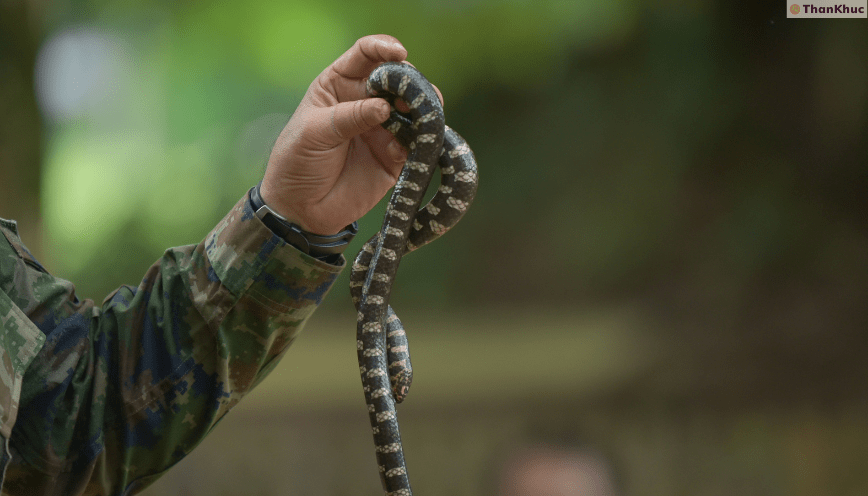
[{"xmin": 790, "ymin": 4, "xmax": 801, "ymax": 14}]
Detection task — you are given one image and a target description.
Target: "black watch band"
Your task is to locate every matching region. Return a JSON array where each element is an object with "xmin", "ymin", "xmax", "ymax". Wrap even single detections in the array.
[{"xmin": 249, "ymin": 182, "xmax": 358, "ymax": 262}]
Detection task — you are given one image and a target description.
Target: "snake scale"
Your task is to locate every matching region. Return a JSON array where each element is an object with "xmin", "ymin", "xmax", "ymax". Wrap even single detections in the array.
[{"xmin": 351, "ymin": 62, "xmax": 478, "ymax": 496}]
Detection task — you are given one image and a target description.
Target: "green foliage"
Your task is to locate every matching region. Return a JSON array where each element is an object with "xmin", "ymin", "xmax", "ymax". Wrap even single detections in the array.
[
  {"xmin": 36, "ymin": 2, "xmax": 867, "ymax": 348},
  {"xmin": 39, "ymin": 0, "xmax": 639, "ymax": 300}
]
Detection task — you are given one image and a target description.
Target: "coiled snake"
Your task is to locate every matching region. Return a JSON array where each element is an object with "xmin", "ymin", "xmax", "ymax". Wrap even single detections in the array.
[{"xmin": 351, "ymin": 62, "xmax": 478, "ymax": 495}]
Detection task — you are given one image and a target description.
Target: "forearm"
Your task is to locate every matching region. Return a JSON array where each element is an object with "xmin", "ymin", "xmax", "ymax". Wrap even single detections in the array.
[
  {"xmin": 93, "ymin": 192, "xmax": 345, "ymax": 491},
  {"xmin": 3, "ymin": 192, "xmax": 344, "ymax": 495}
]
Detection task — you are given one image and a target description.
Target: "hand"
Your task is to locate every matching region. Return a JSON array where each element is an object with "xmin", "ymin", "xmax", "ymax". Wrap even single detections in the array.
[{"xmin": 260, "ymin": 35, "xmax": 444, "ymax": 235}]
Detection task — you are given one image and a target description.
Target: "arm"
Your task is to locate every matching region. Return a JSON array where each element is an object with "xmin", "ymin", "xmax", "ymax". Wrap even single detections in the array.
[{"xmin": 3, "ymin": 193, "xmax": 342, "ymax": 495}]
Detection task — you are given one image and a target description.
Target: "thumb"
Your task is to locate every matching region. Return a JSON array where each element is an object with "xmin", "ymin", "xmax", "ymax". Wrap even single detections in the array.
[{"xmin": 323, "ymin": 98, "xmax": 390, "ymax": 145}]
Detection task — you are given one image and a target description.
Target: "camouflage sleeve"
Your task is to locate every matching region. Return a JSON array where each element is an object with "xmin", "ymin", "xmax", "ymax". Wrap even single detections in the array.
[{"xmin": 1, "ymin": 192, "xmax": 344, "ymax": 495}]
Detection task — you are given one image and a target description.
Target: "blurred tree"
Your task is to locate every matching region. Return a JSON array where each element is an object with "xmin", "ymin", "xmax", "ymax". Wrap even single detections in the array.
[{"xmin": 0, "ymin": 0, "xmax": 44, "ymax": 259}]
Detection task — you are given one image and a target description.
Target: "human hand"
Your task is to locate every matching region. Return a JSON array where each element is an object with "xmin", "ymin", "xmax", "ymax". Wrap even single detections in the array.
[{"xmin": 260, "ymin": 34, "xmax": 444, "ymax": 235}]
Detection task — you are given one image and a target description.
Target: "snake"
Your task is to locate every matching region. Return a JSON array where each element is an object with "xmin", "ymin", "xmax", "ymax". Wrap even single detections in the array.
[{"xmin": 351, "ymin": 62, "xmax": 478, "ymax": 496}]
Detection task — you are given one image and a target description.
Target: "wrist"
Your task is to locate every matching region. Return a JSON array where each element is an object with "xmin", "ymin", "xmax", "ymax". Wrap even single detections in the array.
[
  {"xmin": 249, "ymin": 182, "xmax": 357, "ymax": 262},
  {"xmin": 258, "ymin": 179, "xmax": 310, "ymax": 231}
]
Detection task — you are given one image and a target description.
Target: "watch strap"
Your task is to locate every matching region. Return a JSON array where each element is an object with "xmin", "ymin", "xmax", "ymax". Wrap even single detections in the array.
[{"xmin": 249, "ymin": 182, "xmax": 357, "ymax": 262}]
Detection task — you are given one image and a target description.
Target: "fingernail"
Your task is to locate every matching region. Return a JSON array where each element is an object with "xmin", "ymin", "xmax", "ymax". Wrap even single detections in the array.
[
  {"xmin": 377, "ymin": 39, "xmax": 398, "ymax": 50},
  {"xmin": 379, "ymin": 39, "xmax": 405, "ymax": 56},
  {"xmin": 378, "ymin": 99, "xmax": 391, "ymax": 120},
  {"xmin": 387, "ymin": 140, "xmax": 406, "ymax": 162}
]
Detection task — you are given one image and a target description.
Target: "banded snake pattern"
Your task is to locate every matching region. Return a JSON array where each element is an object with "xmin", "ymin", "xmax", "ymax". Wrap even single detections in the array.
[{"xmin": 351, "ymin": 62, "xmax": 478, "ymax": 495}]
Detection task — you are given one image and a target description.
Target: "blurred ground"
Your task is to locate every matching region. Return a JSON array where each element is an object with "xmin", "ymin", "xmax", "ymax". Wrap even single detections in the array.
[{"xmin": 139, "ymin": 309, "xmax": 868, "ymax": 496}]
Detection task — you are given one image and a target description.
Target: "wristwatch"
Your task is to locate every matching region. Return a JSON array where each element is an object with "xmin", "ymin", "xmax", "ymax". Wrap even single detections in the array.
[{"xmin": 249, "ymin": 181, "xmax": 357, "ymax": 263}]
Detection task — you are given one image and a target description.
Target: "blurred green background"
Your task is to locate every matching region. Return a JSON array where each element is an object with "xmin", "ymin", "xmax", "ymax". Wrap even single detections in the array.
[{"xmin": 1, "ymin": 0, "xmax": 867, "ymax": 494}]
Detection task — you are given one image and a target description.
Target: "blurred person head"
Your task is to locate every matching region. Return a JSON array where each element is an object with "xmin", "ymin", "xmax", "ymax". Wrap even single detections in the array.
[{"xmin": 496, "ymin": 442, "xmax": 619, "ymax": 496}]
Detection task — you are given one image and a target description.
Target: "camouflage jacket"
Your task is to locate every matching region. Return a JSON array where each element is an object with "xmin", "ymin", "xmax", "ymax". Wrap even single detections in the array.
[{"xmin": 0, "ymin": 192, "xmax": 344, "ymax": 495}]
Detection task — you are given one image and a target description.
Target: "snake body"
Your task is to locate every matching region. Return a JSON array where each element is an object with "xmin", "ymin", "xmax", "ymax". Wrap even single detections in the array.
[{"xmin": 352, "ymin": 62, "xmax": 478, "ymax": 496}]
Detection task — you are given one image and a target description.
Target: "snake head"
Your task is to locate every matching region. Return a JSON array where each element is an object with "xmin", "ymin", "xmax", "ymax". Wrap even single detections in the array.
[{"xmin": 391, "ymin": 369, "xmax": 413, "ymax": 404}]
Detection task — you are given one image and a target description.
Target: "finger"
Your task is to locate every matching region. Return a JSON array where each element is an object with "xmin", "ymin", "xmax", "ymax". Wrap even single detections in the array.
[
  {"xmin": 332, "ymin": 35, "xmax": 407, "ymax": 79},
  {"xmin": 431, "ymin": 83, "xmax": 444, "ymax": 107},
  {"xmin": 327, "ymin": 77, "xmax": 370, "ymax": 105},
  {"xmin": 322, "ymin": 98, "xmax": 390, "ymax": 147},
  {"xmin": 360, "ymin": 127, "xmax": 407, "ymax": 179},
  {"xmin": 316, "ymin": 36, "xmax": 407, "ymax": 104},
  {"xmin": 323, "ymin": 138, "xmax": 404, "ymax": 219}
]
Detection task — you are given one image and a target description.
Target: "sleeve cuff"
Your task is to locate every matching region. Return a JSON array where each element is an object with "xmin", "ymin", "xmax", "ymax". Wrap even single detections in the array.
[{"xmin": 204, "ymin": 192, "xmax": 345, "ymax": 300}]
